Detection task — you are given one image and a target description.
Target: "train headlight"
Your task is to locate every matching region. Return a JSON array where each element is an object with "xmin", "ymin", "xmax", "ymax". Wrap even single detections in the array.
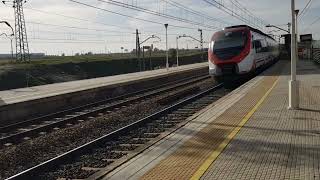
[{"xmin": 209, "ymin": 41, "xmax": 215, "ymax": 51}]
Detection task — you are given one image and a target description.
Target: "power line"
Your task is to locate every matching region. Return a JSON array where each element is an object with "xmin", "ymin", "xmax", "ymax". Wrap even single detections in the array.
[
  {"xmin": 0, "ymin": 39, "xmax": 136, "ymax": 43},
  {"xmin": 28, "ymin": 30, "xmax": 135, "ymax": 37},
  {"xmin": 231, "ymin": 0, "xmax": 268, "ymax": 26},
  {"xmin": 99, "ymin": 0, "xmax": 218, "ymax": 30},
  {"xmin": 69, "ymin": 0, "xmax": 216, "ymax": 31},
  {"xmin": 27, "ymin": 27, "xmax": 181, "ymax": 38},
  {"xmin": 24, "ymin": 7, "xmax": 135, "ymax": 30},
  {"xmin": 2, "ymin": 18, "xmax": 134, "ymax": 33},
  {"xmin": 202, "ymin": 0, "xmax": 267, "ymax": 29},
  {"xmin": 24, "ymin": 7, "xmax": 198, "ymax": 35},
  {"xmin": 309, "ymin": 16, "xmax": 320, "ymax": 27},
  {"xmin": 158, "ymin": 0, "xmax": 231, "ymax": 25},
  {"xmin": 299, "ymin": 0, "xmax": 313, "ymax": 20},
  {"xmin": 25, "ymin": 7, "xmax": 129, "ymax": 29}
]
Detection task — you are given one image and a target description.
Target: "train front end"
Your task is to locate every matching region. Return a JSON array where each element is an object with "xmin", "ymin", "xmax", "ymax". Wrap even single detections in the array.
[{"xmin": 208, "ymin": 26, "xmax": 252, "ymax": 80}]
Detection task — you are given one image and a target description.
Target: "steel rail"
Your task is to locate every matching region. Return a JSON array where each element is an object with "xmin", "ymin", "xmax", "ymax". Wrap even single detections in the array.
[
  {"xmin": 6, "ymin": 83, "xmax": 223, "ymax": 180},
  {"xmin": 0, "ymin": 74, "xmax": 210, "ymax": 146}
]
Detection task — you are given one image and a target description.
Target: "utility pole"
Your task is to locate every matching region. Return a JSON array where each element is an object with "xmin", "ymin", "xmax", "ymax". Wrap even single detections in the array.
[
  {"xmin": 198, "ymin": 29, "xmax": 203, "ymax": 62},
  {"xmin": 295, "ymin": 9, "xmax": 299, "ymax": 62},
  {"xmin": 3, "ymin": 0, "xmax": 30, "ymax": 62},
  {"xmin": 176, "ymin": 36, "xmax": 179, "ymax": 67},
  {"xmin": 165, "ymin": 23, "xmax": 169, "ymax": 70},
  {"xmin": 289, "ymin": 0, "xmax": 299, "ymax": 109},
  {"xmin": 139, "ymin": 34, "xmax": 161, "ymax": 71},
  {"xmin": 142, "ymin": 46, "xmax": 145, "ymax": 71},
  {"xmin": 150, "ymin": 44, "xmax": 153, "ymax": 70},
  {"xmin": 136, "ymin": 29, "xmax": 141, "ymax": 71}
]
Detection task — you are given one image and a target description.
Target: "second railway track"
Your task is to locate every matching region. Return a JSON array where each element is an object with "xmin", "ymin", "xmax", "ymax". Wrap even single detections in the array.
[
  {"xmin": 0, "ymin": 74, "xmax": 210, "ymax": 147},
  {"xmin": 7, "ymin": 83, "xmax": 227, "ymax": 180}
]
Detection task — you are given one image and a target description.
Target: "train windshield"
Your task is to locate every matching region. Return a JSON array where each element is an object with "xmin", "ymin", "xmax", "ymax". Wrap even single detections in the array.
[
  {"xmin": 212, "ymin": 31, "xmax": 248, "ymax": 60},
  {"xmin": 213, "ymin": 31, "xmax": 247, "ymax": 50}
]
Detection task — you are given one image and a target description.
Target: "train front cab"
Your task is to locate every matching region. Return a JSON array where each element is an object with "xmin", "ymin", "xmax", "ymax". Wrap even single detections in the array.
[{"xmin": 208, "ymin": 27, "xmax": 254, "ymax": 82}]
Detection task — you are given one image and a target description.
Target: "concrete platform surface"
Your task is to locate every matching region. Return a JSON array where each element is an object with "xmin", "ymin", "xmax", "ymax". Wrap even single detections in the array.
[
  {"xmin": 103, "ymin": 60, "xmax": 320, "ymax": 180},
  {"xmin": 0, "ymin": 63, "xmax": 207, "ymax": 105}
]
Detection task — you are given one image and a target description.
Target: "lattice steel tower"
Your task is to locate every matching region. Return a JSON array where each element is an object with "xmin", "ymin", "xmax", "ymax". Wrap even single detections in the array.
[
  {"xmin": 3, "ymin": 0, "xmax": 30, "ymax": 61},
  {"xmin": 13, "ymin": 0, "xmax": 30, "ymax": 61}
]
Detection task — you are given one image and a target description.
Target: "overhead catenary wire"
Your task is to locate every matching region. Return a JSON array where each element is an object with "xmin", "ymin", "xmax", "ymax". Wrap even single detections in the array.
[
  {"xmin": 1, "ymin": 0, "xmax": 219, "ymax": 55},
  {"xmin": 202, "ymin": 0, "xmax": 267, "ymax": 29},
  {"xmin": 27, "ymin": 28, "xmax": 180, "ymax": 38},
  {"xmin": 28, "ymin": 30, "xmax": 135, "ymax": 37},
  {"xmin": 163, "ymin": 0, "xmax": 231, "ymax": 25},
  {"xmin": 23, "ymin": 7, "xmax": 175, "ymax": 35},
  {"xmin": 24, "ymin": 7, "xmax": 131, "ymax": 30},
  {"xmin": 299, "ymin": 0, "xmax": 313, "ymax": 20},
  {"xmin": 308, "ymin": 16, "xmax": 320, "ymax": 27},
  {"xmin": 1, "ymin": 18, "xmax": 135, "ymax": 34},
  {"xmin": 99, "ymin": 0, "xmax": 219, "ymax": 30},
  {"xmin": 69, "ymin": 0, "xmax": 216, "ymax": 31}
]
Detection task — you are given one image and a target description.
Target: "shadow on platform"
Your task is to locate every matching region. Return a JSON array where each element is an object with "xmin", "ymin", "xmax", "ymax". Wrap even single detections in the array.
[
  {"xmin": 262, "ymin": 60, "xmax": 320, "ymax": 77},
  {"xmin": 298, "ymin": 108, "xmax": 320, "ymax": 113}
]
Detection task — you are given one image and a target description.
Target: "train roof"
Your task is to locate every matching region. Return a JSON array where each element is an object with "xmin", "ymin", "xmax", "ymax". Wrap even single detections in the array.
[{"xmin": 225, "ymin": 25, "xmax": 275, "ymax": 41}]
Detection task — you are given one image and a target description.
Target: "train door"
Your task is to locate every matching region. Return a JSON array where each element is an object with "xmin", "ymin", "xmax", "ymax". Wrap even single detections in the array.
[{"xmin": 253, "ymin": 39, "xmax": 265, "ymax": 68}]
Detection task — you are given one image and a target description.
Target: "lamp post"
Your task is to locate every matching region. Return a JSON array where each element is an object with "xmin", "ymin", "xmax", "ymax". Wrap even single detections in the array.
[
  {"xmin": 0, "ymin": 21, "xmax": 14, "ymax": 35},
  {"xmin": 0, "ymin": 21, "xmax": 14, "ymax": 60},
  {"xmin": 165, "ymin": 24, "xmax": 169, "ymax": 70},
  {"xmin": 289, "ymin": 0, "xmax": 299, "ymax": 109},
  {"xmin": 0, "ymin": 32, "xmax": 14, "ymax": 61}
]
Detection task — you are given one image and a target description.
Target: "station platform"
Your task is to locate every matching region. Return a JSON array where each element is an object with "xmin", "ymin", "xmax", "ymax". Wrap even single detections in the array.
[
  {"xmin": 105, "ymin": 59, "xmax": 320, "ymax": 180},
  {"xmin": 0, "ymin": 63, "xmax": 208, "ymax": 125},
  {"xmin": 0, "ymin": 63, "xmax": 207, "ymax": 106}
]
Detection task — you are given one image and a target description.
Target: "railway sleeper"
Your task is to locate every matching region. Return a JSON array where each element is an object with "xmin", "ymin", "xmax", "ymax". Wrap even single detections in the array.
[
  {"xmin": 129, "ymin": 138, "xmax": 151, "ymax": 144},
  {"xmin": 160, "ymin": 116, "xmax": 182, "ymax": 120},
  {"xmin": 82, "ymin": 167, "xmax": 103, "ymax": 171},
  {"xmin": 93, "ymin": 149, "xmax": 127, "ymax": 159},
  {"xmin": 118, "ymin": 143, "xmax": 143, "ymax": 147},
  {"xmin": 112, "ymin": 150, "xmax": 132, "ymax": 154},
  {"xmin": 147, "ymin": 123, "xmax": 174, "ymax": 129}
]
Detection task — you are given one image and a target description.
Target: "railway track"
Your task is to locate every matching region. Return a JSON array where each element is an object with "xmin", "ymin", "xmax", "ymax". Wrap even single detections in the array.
[
  {"xmin": 7, "ymin": 83, "xmax": 227, "ymax": 180},
  {"xmin": 0, "ymin": 74, "xmax": 210, "ymax": 147}
]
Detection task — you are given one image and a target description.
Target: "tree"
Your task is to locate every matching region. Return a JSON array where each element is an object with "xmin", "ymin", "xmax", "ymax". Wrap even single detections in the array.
[{"xmin": 169, "ymin": 48, "xmax": 177, "ymax": 59}]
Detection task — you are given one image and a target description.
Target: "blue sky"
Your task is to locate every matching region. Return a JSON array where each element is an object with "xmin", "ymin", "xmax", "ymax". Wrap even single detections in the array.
[{"xmin": 0, "ymin": 0, "xmax": 319, "ymax": 55}]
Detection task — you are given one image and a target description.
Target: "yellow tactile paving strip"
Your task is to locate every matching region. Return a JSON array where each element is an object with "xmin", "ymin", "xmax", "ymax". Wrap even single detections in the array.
[{"xmin": 141, "ymin": 75, "xmax": 280, "ymax": 180}]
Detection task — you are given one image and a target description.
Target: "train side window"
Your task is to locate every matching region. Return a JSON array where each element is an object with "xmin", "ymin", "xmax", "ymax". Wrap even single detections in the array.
[{"xmin": 254, "ymin": 40, "xmax": 262, "ymax": 53}]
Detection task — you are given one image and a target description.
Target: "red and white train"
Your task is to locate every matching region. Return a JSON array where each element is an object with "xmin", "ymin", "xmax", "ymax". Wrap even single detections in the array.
[{"xmin": 208, "ymin": 25, "xmax": 279, "ymax": 81}]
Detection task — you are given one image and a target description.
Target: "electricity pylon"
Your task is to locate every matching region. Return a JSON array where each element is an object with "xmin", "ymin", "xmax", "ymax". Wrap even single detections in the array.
[{"xmin": 2, "ymin": 0, "xmax": 30, "ymax": 62}]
